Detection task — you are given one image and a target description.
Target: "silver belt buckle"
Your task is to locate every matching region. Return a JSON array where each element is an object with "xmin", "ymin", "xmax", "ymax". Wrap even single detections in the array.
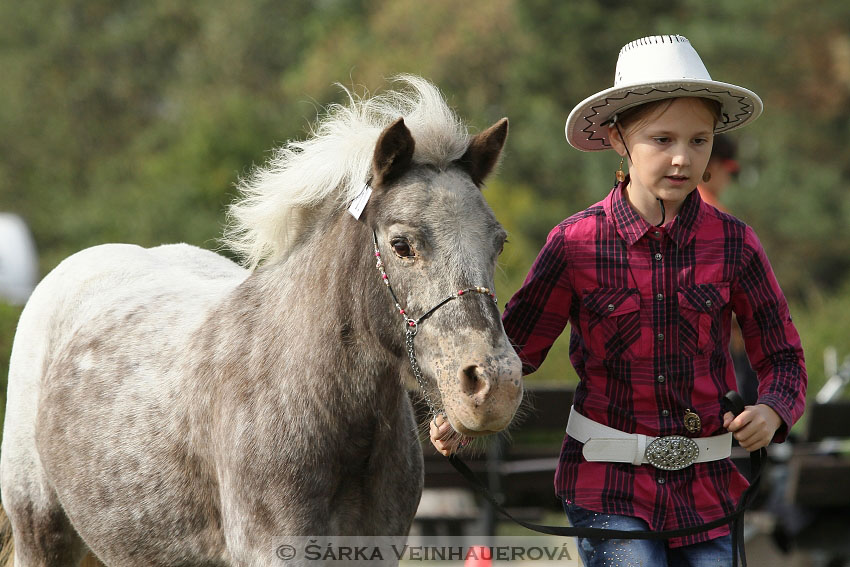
[{"xmin": 645, "ymin": 435, "xmax": 699, "ymax": 470}]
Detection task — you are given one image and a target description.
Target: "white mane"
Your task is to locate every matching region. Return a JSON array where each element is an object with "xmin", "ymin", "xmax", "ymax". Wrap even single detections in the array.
[{"xmin": 224, "ymin": 75, "xmax": 470, "ymax": 269}]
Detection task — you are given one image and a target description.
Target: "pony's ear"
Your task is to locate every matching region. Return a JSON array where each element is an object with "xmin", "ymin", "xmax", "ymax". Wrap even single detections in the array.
[
  {"xmin": 457, "ymin": 118, "xmax": 508, "ymax": 188},
  {"xmin": 372, "ymin": 117, "xmax": 415, "ymax": 188}
]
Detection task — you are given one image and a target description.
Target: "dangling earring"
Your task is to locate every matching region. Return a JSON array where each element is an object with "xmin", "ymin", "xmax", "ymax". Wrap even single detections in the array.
[
  {"xmin": 702, "ymin": 171, "xmax": 712, "ymax": 183},
  {"xmin": 615, "ymin": 157, "xmax": 626, "ymax": 183}
]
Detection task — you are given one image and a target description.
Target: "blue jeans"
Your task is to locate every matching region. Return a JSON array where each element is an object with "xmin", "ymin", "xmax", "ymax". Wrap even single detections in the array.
[{"xmin": 563, "ymin": 501, "xmax": 733, "ymax": 567}]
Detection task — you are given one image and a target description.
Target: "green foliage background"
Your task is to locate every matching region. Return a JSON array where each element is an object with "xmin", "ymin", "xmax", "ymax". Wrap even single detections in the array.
[{"xmin": 3, "ymin": 1, "xmax": 850, "ymax": 437}]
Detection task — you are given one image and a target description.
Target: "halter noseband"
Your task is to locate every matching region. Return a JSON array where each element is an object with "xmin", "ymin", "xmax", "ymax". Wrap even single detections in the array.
[{"xmin": 372, "ymin": 230, "xmax": 497, "ymax": 418}]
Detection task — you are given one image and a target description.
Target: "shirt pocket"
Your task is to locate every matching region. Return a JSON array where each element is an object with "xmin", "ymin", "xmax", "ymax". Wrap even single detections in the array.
[
  {"xmin": 677, "ymin": 282, "xmax": 731, "ymax": 355},
  {"xmin": 579, "ymin": 288, "xmax": 649, "ymax": 360}
]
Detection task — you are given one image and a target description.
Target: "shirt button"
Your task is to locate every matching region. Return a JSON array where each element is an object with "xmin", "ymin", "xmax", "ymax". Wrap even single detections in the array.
[
  {"xmin": 661, "ymin": 409, "xmax": 670, "ymax": 417},
  {"xmin": 654, "ymin": 253, "xmax": 663, "ymax": 261},
  {"xmin": 657, "ymin": 375, "xmax": 666, "ymax": 383},
  {"xmin": 705, "ymin": 299, "xmax": 712, "ymax": 308},
  {"xmin": 657, "ymin": 333, "xmax": 664, "ymax": 341},
  {"xmin": 656, "ymin": 293, "xmax": 664, "ymax": 301},
  {"xmin": 607, "ymin": 303, "xmax": 615, "ymax": 312},
  {"xmin": 657, "ymin": 477, "xmax": 666, "ymax": 485}
]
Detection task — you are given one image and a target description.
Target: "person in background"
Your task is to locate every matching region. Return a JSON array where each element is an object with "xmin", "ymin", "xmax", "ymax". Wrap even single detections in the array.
[
  {"xmin": 697, "ymin": 135, "xmax": 760, "ymax": 406},
  {"xmin": 696, "ymin": 134, "xmax": 739, "ymax": 212},
  {"xmin": 0, "ymin": 213, "xmax": 38, "ymax": 306}
]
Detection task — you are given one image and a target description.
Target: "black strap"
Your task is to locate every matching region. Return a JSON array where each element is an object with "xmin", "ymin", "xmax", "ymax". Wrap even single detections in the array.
[
  {"xmin": 446, "ymin": 442, "xmax": 764, "ymax": 566},
  {"xmin": 416, "ymin": 296, "xmax": 457, "ymax": 325}
]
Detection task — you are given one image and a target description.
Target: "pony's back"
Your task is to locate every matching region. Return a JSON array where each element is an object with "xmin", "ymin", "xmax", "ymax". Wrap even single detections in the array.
[{"xmin": 8, "ymin": 242, "xmax": 246, "ymax": 375}]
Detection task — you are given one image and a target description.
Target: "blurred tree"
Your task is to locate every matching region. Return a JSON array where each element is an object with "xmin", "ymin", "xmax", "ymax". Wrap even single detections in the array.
[{"xmin": 1, "ymin": 0, "xmax": 849, "ymax": 399}]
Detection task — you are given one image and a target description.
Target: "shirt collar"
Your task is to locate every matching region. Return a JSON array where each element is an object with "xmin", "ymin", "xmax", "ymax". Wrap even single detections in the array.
[{"xmin": 604, "ymin": 177, "xmax": 705, "ymax": 248}]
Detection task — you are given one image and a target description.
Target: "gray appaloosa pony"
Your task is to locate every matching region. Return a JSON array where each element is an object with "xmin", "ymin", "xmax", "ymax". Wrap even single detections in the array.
[{"xmin": 0, "ymin": 76, "xmax": 523, "ymax": 566}]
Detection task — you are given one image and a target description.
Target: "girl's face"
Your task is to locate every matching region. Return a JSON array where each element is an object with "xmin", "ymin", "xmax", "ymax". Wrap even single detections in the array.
[{"xmin": 609, "ymin": 97, "xmax": 715, "ymax": 222}]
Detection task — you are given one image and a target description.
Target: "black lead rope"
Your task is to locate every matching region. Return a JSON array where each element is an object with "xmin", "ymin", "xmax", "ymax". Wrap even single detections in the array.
[
  {"xmin": 657, "ymin": 198, "xmax": 666, "ymax": 227},
  {"xmin": 444, "ymin": 392, "xmax": 763, "ymax": 567}
]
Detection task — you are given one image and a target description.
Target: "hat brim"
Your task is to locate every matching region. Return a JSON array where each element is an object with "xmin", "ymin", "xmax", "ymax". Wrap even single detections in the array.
[{"xmin": 565, "ymin": 79, "xmax": 763, "ymax": 152}]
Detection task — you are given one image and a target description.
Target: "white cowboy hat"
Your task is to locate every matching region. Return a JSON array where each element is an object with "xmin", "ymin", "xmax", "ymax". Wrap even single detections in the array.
[{"xmin": 566, "ymin": 35, "xmax": 763, "ymax": 152}]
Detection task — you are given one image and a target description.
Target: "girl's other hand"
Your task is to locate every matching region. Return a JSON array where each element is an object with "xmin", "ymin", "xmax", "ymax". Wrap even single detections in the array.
[{"xmin": 723, "ymin": 403, "xmax": 783, "ymax": 452}]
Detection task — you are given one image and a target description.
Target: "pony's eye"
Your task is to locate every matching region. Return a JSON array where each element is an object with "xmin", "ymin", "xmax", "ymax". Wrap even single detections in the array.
[{"xmin": 391, "ymin": 238, "xmax": 414, "ymax": 258}]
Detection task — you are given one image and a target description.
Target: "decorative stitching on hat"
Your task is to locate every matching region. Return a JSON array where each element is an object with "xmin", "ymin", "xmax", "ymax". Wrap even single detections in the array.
[
  {"xmin": 578, "ymin": 86, "xmax": 754, "ymax": 148},
  {"xmin": 621, "ymin": 35, "xmax": 688, "ymax": 53}
]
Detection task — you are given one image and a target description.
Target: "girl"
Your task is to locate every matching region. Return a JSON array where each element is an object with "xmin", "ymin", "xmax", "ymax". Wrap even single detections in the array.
[{"xmin": 432, "ymin": 35, "xmax": 806, "ymax": 566}]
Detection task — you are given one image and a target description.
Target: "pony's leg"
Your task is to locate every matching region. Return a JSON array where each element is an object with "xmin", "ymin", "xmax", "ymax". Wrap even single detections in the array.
[
  {"xmin": 1, "ymin": 405, "xmax": 88, "ymax": 565},
  {"xmin": 0, "ymin": 271, "xmax": 89, "ymax": 566},
  {"xmin": 334, "ymin": 398, "xmax": 423, "ymax": 537},
  {"xmin": 2, "ymin": 416, "xmax": 87, "ymax": 564},
  {"xmin": 1, "ymin": 492, "xmax": 88, "ymax": 567},
  {"xmin": 217, "ymin": 477, "xmax": 337, "ymax": 567},
  {"xmin": 219, "ymin": 504, "xmax": 309, "ymax": 567}
]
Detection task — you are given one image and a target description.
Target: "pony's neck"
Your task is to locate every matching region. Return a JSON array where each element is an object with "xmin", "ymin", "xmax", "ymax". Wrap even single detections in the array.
[
  {"xmin": 188, "ymin": 212, "xmax": 414, "ymax": 469},
  {"xmin": 249, "ymin": 209, "xmax": 406, "ymax": 405}
]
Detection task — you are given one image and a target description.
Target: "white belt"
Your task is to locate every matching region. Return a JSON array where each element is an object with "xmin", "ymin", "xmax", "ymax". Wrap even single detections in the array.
[{"xmin": 566, "ymin": 406, "xmax": 732, "ymax": 471}]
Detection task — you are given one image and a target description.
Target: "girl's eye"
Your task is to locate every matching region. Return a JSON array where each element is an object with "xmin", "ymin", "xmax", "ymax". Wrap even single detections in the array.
[
  {"xmin": 391, "ymin": 238, "xmax": 414, "ymax": 258},
  {"xmin": 693, "ymin": 138, "xmax": 708, "ymax": 145},
  {"xmin": 653, "ymin": 137, "xmax": 670, "ymax": 144}
]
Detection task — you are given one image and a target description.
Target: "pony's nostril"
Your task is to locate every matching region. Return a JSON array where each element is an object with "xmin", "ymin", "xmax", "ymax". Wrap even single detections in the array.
[{"xmin": 460, "ymin": 365, "xmax": 488, "ymax": 396}]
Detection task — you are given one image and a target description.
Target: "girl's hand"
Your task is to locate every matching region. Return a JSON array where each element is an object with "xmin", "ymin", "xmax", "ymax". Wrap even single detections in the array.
[
  {"xmin": 429, "ymin": 413, "xmax": 470, "ymax": 456},
  {"xmin": 723, "ymin": 404, "xmax": 783, "ymax": 452}
]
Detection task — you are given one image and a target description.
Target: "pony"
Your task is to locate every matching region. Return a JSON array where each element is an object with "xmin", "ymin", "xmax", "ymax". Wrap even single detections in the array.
[{"xmin": 0, "ymin": 76, "xmax": 523, "ymax": 566}]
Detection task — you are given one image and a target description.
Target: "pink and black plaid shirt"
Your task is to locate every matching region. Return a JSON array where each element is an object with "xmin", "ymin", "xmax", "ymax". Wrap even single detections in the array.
[{"xmin": 502, "ymin": 181, "xmax": 806, "ymax": 547}]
